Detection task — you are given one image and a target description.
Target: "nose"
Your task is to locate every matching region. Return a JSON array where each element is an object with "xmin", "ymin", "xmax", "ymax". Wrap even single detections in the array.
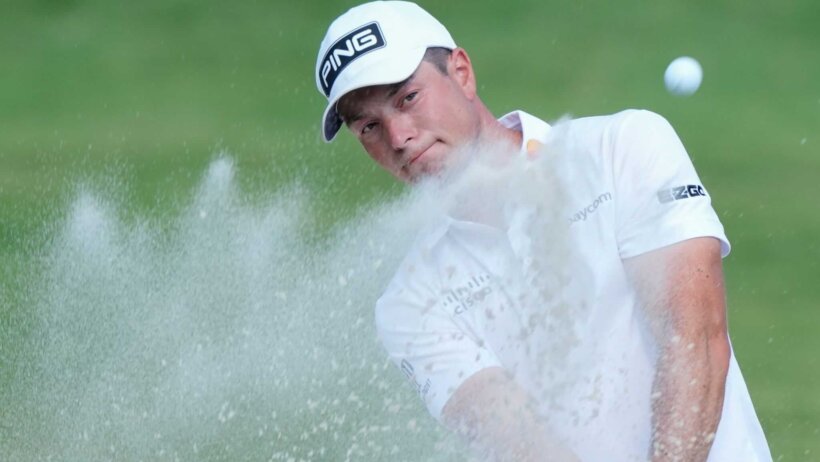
[{"xmin": 384, "ymin": 113, "xmax": 416, "ymax": 152}]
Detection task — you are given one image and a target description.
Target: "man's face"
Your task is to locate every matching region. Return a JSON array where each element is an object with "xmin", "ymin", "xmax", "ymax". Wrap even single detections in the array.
[{"xmin": 339, "ymin": 51, "xmax": 481, "ymax": 182}]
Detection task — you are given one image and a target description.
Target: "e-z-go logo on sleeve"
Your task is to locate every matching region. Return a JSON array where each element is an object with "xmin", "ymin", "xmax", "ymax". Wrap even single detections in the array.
[{"xmin": 657, "ymin": 184, "xmax": 707, "ymax": 204}]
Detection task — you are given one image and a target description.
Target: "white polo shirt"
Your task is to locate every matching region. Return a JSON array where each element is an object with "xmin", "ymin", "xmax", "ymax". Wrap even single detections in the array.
[{"xmin": 375, "ymin": 109, "xmax": 771, "ymax": 461}]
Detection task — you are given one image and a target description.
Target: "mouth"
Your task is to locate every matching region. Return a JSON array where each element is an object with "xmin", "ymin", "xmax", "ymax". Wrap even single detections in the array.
[{"xmin": 408, "ymin": 143, "xmax": 435, "ymax": 166}]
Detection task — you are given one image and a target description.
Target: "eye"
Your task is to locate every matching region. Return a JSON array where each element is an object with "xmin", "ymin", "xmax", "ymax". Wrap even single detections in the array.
[
  {"xmin": 361, "ymin": 121, "xmax": 378, "ymax": 135},
  {"xmin": 402, "ymin": 91, "xmax": 418, "ymax": 105}
]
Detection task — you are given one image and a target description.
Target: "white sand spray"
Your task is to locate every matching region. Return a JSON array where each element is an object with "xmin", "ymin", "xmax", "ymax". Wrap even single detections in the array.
[{"xmin": 2, "ymin": 126, "xmax": 602, "ymax": 461}]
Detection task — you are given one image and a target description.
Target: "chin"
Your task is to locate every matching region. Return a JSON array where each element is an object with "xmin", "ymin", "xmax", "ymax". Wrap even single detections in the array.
[{"xmin": 405, "ymin": 141, "xmax": 473, "ymax": 182}]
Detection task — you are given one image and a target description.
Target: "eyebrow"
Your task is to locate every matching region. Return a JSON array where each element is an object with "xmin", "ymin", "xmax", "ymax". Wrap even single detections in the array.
[
  {"xmin": 344, "ymin": 111, "xmax": 363, "ymax": 124},
  {"xmin": 386, "ymin": 73, "xmax": 416, "ymax": 98}
]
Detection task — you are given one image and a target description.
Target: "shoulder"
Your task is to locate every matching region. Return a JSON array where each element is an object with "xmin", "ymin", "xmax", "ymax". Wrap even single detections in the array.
[
  {"xmin": 550, "ymin": 109, "xmax": 684, "ymax": 165},
  {"xmin": 558, "ymin": 109, "xmax": 672, "ymax": 139}
]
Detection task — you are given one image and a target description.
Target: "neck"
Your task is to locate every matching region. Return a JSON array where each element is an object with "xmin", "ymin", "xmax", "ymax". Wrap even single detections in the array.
[{"xmin": 475, "ymin": 102, "xmax": 523, "ymax": 150}]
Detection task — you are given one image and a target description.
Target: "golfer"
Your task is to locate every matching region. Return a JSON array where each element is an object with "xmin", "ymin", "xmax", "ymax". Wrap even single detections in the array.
[{"xmin": 315, "ymin": 2, "xmax": 772, "ymax": 461}]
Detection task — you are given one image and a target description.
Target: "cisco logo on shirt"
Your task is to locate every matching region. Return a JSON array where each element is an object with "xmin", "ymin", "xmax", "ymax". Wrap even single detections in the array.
[
  {"xmin": 442, "ymin": 274, "xmax": 493, "ymax": 316},
  {"xmin": 657, "ymin": 184, "xmax": 707, "ymax": 204}
]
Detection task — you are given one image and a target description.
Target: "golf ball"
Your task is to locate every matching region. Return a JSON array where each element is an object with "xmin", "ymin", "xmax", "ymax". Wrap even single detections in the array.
[{"xmin": 664, "ymin": 56, "xmax": 702, "ymax": 96}]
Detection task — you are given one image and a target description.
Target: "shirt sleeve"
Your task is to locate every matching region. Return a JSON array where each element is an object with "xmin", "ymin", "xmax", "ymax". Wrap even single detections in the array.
[
  {"xmin": 611, "ymin": 110, "xmax": 731, "ymax": 259},
  {"xmin": 375, "ymin": 278, "xmax": 502, "ymax": 422}
]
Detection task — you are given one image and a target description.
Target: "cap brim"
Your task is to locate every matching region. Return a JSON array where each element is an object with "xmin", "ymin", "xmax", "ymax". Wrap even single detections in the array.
[
  {"xmin": 323, "ymin": 106, "xmax": 345, "ymax": 142},
  {"xmin": 321, "ymin": 46, "xmax": 428, "ymax": 142}
]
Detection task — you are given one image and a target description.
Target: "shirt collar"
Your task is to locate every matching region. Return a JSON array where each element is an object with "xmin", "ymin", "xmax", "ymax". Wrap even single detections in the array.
[{"xmin": 498, "ymin": 110, "xmax": 552, "ymax": 154}]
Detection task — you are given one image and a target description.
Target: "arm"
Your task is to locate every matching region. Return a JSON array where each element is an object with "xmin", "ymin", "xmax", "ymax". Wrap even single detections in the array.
[
  {"xmin": 442, "ymin": 367, "xmax": 581, "ymax": 462},
  {"xmin": 624, "ymin": 237, "xmax": 730, "ymax": 462}
]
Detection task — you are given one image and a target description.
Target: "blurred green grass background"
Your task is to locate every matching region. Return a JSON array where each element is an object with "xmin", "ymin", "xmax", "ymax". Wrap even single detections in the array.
[{"xmin": 1, "ymin": 0, "xmax": 818, "ymax": 460}]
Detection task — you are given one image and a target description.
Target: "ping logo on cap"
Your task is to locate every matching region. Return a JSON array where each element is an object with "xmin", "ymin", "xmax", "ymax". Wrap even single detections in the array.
[{"xmin": 319, "ymin": 22, "xmax": 386, "ymax": 97}]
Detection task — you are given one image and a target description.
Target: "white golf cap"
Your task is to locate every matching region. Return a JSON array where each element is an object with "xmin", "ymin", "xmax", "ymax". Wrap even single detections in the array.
[{"xmin": 315, "ymin": 1, "xmax": 456, "ymax": 142}]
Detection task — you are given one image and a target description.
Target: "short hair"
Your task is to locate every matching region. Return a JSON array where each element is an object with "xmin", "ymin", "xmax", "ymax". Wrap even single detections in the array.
[
  {"xmin": 423, "ymin": 47, "xmax": 452, "ymax": 75},
  {"xmin": 337, "ymin": 47, "xmax": 452, "ymax": 124}
]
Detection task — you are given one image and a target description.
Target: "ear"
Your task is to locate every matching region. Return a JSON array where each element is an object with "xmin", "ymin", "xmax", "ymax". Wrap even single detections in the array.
[{"xmin": 448, "ymin": 48, "xmax": 477, "ymax": 100}]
